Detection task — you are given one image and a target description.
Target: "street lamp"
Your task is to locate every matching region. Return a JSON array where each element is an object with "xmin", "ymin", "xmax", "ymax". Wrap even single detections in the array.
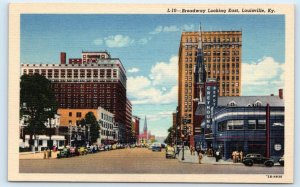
[
  {"xmin": 87, "ymin": 124, "xmax": 91, "ymax": 146},
  {"xmin": 181, "ymin": 118, "xmax": 188, "ymax": 161},
  {"xmin": 69, "ymin": 122, "xmax": 72, "ymax": 146}
]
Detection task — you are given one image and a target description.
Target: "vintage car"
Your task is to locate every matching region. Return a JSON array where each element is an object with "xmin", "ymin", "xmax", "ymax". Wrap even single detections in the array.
[
  {"xmin": 78, "ymin": 146, "xmax": 88, "ymax": 155},
  {"xmin": 278, "ymin": 155, "xmax": 284, "ymax": 166},
  {"xmin": 57, "ymin": 148, "xmax": 70, "ymax": 158},
  {"xmin": 165, "ymin": 146, "xmax": 175, "ymax": 159},
  {"xmin": 69, "ymin": 147, "xmax": 78, "ymax": 157},
  {"xmin": 242, "ymin": 154, "xmax": 274, "ymax": 167},
  {"xmin": 151, "ymin": 143, "xmax": 162, "ymax": 152}
]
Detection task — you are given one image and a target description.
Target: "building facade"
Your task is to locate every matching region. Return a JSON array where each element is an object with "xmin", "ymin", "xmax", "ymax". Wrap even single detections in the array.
[
  {"xmin": 21, "ymin": 51, "xmax": 129, "ymax": 142},
  {"xmin": 125, "ymin": 98, "xmax": 133, "ymax": 143},
  {"xmin": 97, "ymin": 107, "xmax": 116, "ymax": 144},
  {"xmin": 197, "ymin": 89, "xmax": 284, "ymax": 160},
  {"xmin": 58, "ymin": 108, "xmax": 98, "ymax": 126},
  {"xmin": 132, "ymin": 116, "xmax": 140, "ymax": 144},
  {"xmin": 178, "ymin": 31, "xmax": 242, "ymax": 145}
]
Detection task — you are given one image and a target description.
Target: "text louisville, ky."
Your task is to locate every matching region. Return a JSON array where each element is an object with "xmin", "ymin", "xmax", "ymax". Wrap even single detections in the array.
[{"xmin": 167, "ymin": 8, "xmax": 276, "ymax": 14}]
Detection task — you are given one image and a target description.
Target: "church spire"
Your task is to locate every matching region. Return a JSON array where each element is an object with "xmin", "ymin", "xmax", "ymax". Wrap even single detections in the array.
[{"xmin": 143, "ymin": 115, "xmax": 147, "ymax": 133}]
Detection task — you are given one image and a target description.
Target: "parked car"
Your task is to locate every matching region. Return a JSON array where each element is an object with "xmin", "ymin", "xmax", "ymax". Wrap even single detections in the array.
[
  {"xmin": 165, "ymin": 146, "xmax": 175, "ymax": 159},
  {"xmin": 151, "ymin": 143, "xmax": 162, "ymax": 152},
  {"xmin": 279, "ymin": 155, "xmax": 284, "ymax": 166},
  {"xmin": 112, "ymin": 144, "xmax": 117, "ymax": 150},
  {"xmin": 69, "ymin": 147, "xmax": 78, "ymax": 157},
  {"xmin": 242, "ymin": 154, "xmax": 274, "ymax": 167},
  {"xmin": 57, "ymin": 147, "xmax": 70, "ymax": 158},
  {"xmin": 98, "ymin": 145, "xmax": 105, "ymax": 151},
  {"xmin": 78, "ymin": 146, "xmax": 88, "ymax": 155}
]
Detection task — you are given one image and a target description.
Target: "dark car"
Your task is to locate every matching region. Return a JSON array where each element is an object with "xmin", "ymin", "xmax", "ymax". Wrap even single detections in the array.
[
  {"xmin": 151, "ymin": 143, "xmax": 162, "ymax": 152},
  {"xmin": 57, "ymin": 148, "xmax": 70, "ymax": 158},
  {"xmin": 242, "ymin": 154, "xmax": 274, "ymax": 167},
  {"xmin": 278, "ymin": 156, "xmax": 284, "ymax": 166}
]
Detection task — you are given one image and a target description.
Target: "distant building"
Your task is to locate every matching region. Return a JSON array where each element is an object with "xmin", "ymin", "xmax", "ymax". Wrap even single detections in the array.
[
  {"xmin": 139, "ymin": 116, "xmax": 152, "ymax": 145},
  {"xmin": 132, "ymin": 116, "xmax": 140, "ymax": 143},
  {"xmin": 125, "ymin": 99, "xmax": 133, "ymax": 143}
]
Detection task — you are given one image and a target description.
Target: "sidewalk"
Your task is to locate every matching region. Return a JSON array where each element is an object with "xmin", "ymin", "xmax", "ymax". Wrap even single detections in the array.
[
  {"xmin": 19, "ymin": 151, "xmax": 58, "ymax": 160},
  {"xmin": 177, "ymin": 149, "xmax": 243, "ymax": 165}
]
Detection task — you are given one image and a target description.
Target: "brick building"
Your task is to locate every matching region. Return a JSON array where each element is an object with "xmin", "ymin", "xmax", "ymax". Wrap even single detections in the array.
[
  {"xmin": 178, "ymin": 31, "xmax": 242, "ymax": 145},
  {"xmin": 21, "ymin": 51, "xmax": 130, "ymax": 143}
]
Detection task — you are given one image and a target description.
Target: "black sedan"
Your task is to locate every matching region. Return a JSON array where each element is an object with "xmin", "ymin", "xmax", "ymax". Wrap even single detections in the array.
[{"xmin": 242, "ymin": 154, "xmax": 274, "ymax": 167}]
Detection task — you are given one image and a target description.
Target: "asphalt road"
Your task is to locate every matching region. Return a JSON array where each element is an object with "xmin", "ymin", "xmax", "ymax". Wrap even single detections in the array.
[{"xmin": 19, "ymin": 148, "xmax": 284, "ymax": 174}]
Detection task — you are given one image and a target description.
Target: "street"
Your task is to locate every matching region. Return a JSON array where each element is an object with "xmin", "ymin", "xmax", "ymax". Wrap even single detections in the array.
[{"xmin": 19, "ymin": 148, "xmax": 284, "ymax": 174}]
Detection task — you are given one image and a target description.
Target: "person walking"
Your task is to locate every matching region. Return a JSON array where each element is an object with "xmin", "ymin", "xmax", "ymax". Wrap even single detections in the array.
[
  {"xmin": 232, "ymin": 151, "xmax": 236, "ymax": 163},
  {"xmin": 236, "ymin": 151, "xmax": 240, "ymax": 162},
  {"xmin": 215, "ymin": 150, "xmax": 220, "ymax": 162},
  {"xmin": 198, "ymin": 151, "xmax": 203, "ymax": 164},
  {"xmin": 43, "ymin": 149, "xmax": 47, "ymax": 159},
  {"xmin": 240, "ymin": 151, "xmax": 244, "ymax": 162},
  {"xmin": 46, "ymin": 148, "xmax": 50, "ymax": 159}
]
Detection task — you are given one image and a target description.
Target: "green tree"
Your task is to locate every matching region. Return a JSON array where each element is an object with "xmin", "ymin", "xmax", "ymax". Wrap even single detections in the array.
[
  {"xmin": 20, "ymin": 74, "xmax": 58, "ymax": 148},
  {"xmin": 164, "ymin": 126, "xmax": 174, "ymax": 145},
  {"xmin": 80, "ymin": 112, "xmax": 100, "ymax": 144}
]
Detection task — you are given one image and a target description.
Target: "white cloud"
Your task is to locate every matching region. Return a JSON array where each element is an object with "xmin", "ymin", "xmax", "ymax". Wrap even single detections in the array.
[
  {"xmin": 150, "ymin": 24, "xmax": 195, "ymax": 34},
  {"xmin": 93, "ymin": 38, "xmax": 103, "ymax": 45},
  {"xmin": 242, "ymin": 57, "xmax": 284, "ymax": 85},
  {"xmin": 149, "ymin": 56, "xmax": 178, "ymax": 86},
  {"xmin": 127, "ymin": 76, "xmax": 151, "ymax": 93},
  {"xmin": 128, "ymin": 68, "xmax": 140, "ymax": 73},
  {"xmin": 242, "ymin": 56, "xmax": 284, "ymax": 95},
  {"xmin": 127, "ymin": 56, "xmax": 179, "ymax": 105},
  {"xmin": 104, "ymin": 35, "xmax": 134, "ymax": 48}
]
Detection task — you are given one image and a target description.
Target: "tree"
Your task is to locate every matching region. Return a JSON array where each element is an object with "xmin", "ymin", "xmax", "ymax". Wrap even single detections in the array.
[
  {"xmin": 80, "ymin": 112, "xmax": 100, "ymax": 144},
  {"xmin": 20, "ymin": 74, "xmax": 58, "ymax": 149},
  {"xmin": 164, "ymin": 126, "xmax": 174, "ymax": 145}
]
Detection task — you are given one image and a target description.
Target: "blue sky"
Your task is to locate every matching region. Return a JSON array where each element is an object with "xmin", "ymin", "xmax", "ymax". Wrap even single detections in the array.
[{"xmin": 21, "ymin": 14, "xmax": 285, "ymax": 137}]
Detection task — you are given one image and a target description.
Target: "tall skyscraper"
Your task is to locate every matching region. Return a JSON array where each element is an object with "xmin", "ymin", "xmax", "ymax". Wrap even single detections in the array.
[{"xmin": 178, "ymin": 30, "xmax": 242, "ymax": 144}]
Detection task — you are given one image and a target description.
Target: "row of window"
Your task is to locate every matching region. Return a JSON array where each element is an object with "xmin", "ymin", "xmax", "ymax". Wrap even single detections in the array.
[
  {"xmin": 101, "ymin": 113, "xmax": 114, "ymax": 123},
  {"xmin": 207, "ymin": 69, "xmax": 239, "ymax": 74},
  {"xmin": 218, "ymin": 120, "xmax": 267, "ymax": 131},
  {"xmin": 184, "ymin": 57, "xmax": 240, "ymax": 63},
  {"xmin": 184, "ymin": 50, "xmax": 240, "ymax": 56},
  {"xmin": 101, "ymin": 130, "xmax": 114, "ymax": 137},
  {"xmin": 185, "ymin": 36, "xmax": 241, "ymax": 43}
]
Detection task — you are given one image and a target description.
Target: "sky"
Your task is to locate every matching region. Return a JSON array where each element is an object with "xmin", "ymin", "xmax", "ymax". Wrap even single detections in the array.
[{"xmin": 21, "ymin": 14, "xmax": 285, "ymax": 137}]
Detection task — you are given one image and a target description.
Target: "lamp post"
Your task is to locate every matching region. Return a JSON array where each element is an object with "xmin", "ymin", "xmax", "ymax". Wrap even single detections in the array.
[
  {"xmin": 181, "ymin": 118, "xmax": 187, "ymax": 161},
  {"xmin": 69, "ymin": 122, "xmax": 72, "ymax": 146},
  {"xmin": 87, "ymin": 124, "xmax": 91, "ymax": 146}
]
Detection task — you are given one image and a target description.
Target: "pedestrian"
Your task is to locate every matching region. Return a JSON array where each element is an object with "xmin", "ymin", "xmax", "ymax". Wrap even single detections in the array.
[
  {"xmin": 198, "ymin": 151, "xmax": 203, "ymax": 164},
  {"xmin": 46, "ymin": 148, "xmax": 50, "ymax": 159},
  {"xmin": 236, "ymin": 151, "xmax": 240, "ymax": 162},
  {"xmin": 232, "ymin": 151, "xmax": 236, "ymax": 163},
  {"xmin": 215, "ymin": 150, "xmax": 220, "ymax": 162},
  {"xmin": 239, "ymin": 151, "xmax": 244, "ymax": 162},
  {"xmin": 43, "ymin": 149, "xmax": 47, "ymax": 159}
]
